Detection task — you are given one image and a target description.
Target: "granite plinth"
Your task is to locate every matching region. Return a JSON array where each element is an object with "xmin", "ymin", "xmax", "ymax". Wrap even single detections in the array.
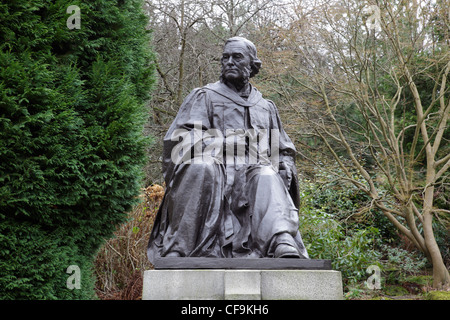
[{"xmin": 143, "ymin": 258, "xmax": 343, "ymax": 300}]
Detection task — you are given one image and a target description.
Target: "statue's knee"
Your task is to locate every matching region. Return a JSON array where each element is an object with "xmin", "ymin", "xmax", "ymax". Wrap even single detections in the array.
[
  {"xmin": 181, "ymin": 159, "xmax": 221, "ymax": 178},
  {"xmin": 258, "ymin": 166, "xmax": 278, "ymax": 176},
  {"xmin": 253, "ymin": 166, "xmax": 279, "ymax": 182}
]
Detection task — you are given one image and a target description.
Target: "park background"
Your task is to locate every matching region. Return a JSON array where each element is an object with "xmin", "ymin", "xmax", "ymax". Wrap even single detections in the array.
[{"xmin": 0, "ymin": 0, "xmax": 449, "ymax": 300}]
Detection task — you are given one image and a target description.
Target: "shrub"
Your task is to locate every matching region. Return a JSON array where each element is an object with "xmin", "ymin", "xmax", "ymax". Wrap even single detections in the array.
[
  {"xmin": 0, "ymin": 0, "xmax": 155, "ymax": 299},
  {"xmin": 298, "ymin": 170, "xmax": 384, "ymax": 285},
  {"xmin": 297, "ymin": 166, "xmax": 432, "ymax": 289},
  {"xmin": 380, "ymin": 244, "xmax": 428, "ymax": 285},
  {"xmin": 298, "ymin": 208, "xmax": 382, "ymax": 285},
  {"xmin": 0, "ymin": 217, "xmax": 96, "ymax": 300},
  {"xmin": 300, "ymin": 167, "xmax": 398, "ymax": 241}
]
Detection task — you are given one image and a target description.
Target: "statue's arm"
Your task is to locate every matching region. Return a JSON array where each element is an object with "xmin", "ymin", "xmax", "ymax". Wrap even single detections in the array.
[
  {"xmin": 268, "ymin": 100, "xmax": 300, "ymax": 207},
  {"xmin": 161, "ymin": 88, "xmax": 212, "ymax": 186}
]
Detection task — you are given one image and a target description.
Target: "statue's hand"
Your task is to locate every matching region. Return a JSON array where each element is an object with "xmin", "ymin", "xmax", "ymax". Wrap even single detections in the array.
[{"xmin": 278, "ymin": 162, "xmax": 292, "ymax": 189}]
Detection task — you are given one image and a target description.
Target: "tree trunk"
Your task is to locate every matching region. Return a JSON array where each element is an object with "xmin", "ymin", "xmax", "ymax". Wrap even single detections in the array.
[
  {"xmin": 423, "ymin": 184, "xmax": 450, "ymax": 289},
  {"xmin": 425, "ymin": 218, "xmax": 450, "ymax": 289}
]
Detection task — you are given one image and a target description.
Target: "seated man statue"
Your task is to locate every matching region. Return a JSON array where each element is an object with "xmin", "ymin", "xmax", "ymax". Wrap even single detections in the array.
[{"xmin": 147, "ymin": 37, "xmax": 308, "ymax": 262}]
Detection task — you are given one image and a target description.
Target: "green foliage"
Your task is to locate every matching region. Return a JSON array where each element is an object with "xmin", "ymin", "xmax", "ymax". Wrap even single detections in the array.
[
  {"xmin": 298, "ymin": 200, "xmax": 382, "ymax": 284},
  {"xmin": 0, "ymin": 218, "xmax": 95, "ymax": 300},
  {"xmin": 299, "ymin": 167, "xmax": 398, "ymax": 240},
  {"xmin": 380, "ymin": 245, "xmax": 428, "ymax": 284},
  {"xmin": 405, "ymin": 275, "xmax": 433, "ymax": 286},
  {"xmin": 384, "ymin": 285, "xmax": 409, "ymax": 297},
  {"xmin": 0, "ymin": 0, "xmax": 155, "ymax": 299},
  {"xmin": 298, "ymin": 166, "xmax": 433, "ymax": 288},
  {"xmin": 425, "ymin": 291, "xmax": 450, "ymax": 300}
]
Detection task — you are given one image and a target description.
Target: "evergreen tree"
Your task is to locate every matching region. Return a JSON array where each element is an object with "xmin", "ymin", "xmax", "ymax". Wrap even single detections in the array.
[{"xmin": 0, "ymin": 0, "xmax": 155, "ymax": 299}]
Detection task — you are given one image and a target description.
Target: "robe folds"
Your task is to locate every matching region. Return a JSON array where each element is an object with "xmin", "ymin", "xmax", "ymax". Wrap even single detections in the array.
[{"xmin": 147, "ymin": 81, "xmax": 309, "ymax": 263}]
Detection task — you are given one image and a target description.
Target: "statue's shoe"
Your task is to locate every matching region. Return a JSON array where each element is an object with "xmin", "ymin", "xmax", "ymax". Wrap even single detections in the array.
[
  {"xmin": 274, "ymin": 244, "xmax": 300, "ymax": 258},
  {"xmin": 165, "ymin": 252, "xmax": 181, "ymax": 257}
]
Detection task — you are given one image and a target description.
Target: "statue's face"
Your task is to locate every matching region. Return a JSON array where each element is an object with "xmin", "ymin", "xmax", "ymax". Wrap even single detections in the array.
[{"xmin": 221, "ymin": 40, "xmax": 252, "ymax": 84}]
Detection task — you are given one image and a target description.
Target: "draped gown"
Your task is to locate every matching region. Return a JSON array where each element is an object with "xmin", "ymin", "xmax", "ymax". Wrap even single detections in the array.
[{"xmin": 147, "ymin": 81, "xmax": 308, "ymax": 263}]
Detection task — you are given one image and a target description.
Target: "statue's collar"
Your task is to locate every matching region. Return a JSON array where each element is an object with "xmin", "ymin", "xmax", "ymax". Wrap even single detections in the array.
[{"xmin": 203, "ymin": 81, "xmax": 263, "ymax": 107}]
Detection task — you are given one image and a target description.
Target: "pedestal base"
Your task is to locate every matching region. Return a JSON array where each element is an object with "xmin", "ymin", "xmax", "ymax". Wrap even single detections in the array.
[{"xmin": 142, "ymin": 269, "xmax": 343, "ymax": 300}]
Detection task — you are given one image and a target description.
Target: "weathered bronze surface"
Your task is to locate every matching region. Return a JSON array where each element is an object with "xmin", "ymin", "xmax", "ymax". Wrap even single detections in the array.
[{"xmin": 147, "ymin": 37, "xmax": 309, "ymax": 264}]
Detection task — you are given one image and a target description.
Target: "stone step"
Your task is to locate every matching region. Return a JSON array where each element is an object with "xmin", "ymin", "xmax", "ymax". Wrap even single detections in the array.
[{"xmin": 142, "ymin": 269, "xmax": 343, "ymax": 300}]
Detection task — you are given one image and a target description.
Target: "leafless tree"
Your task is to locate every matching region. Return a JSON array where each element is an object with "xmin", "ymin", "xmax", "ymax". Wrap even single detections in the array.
[{"xmin": 286, "ymin": 0, "xmax": 449, "ymax": 288}]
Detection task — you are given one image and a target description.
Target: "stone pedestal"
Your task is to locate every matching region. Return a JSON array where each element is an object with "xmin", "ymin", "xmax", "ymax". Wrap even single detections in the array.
[{"xmin": 142, "ymin": 258, "xmax": 343, "ymax": 300}]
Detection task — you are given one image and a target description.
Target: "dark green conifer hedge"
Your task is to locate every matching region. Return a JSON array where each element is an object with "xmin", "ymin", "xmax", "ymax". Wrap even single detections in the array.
[{"xmin": 0, "ymin": 0, "xmax": 155, "ymax": 299}]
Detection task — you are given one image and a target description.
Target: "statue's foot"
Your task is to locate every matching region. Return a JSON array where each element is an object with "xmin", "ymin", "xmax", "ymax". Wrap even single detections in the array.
[
  {"xmin": 274, "ymin": 244, "xmax": 300, "ymax": 258},
  {"xmin": 165, "ymin": 252, "xmax": 181, "ymax": 257}
]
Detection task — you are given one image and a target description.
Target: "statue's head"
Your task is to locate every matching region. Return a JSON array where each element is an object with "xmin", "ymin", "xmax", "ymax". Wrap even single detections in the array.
[{"xmin": 220, "ymin": 37, "xmax": 262, "ymax": 84}]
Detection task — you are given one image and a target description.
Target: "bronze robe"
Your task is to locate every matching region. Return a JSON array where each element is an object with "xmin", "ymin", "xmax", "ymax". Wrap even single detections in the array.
[{"xmin": 147, "ymin": 81, "xmax": 308, "ymax": 262}]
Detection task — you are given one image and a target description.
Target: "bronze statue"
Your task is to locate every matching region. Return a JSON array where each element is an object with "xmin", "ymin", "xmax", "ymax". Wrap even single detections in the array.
[{"xmin": 147, "ymin": 37, "xmax": 308, "ymax": 262}]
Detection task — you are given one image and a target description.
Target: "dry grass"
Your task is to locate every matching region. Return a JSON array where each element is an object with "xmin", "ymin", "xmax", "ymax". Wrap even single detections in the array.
[{"xmin": 94, "ymin": 184, "xmax": 164, "ymax": 300}]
